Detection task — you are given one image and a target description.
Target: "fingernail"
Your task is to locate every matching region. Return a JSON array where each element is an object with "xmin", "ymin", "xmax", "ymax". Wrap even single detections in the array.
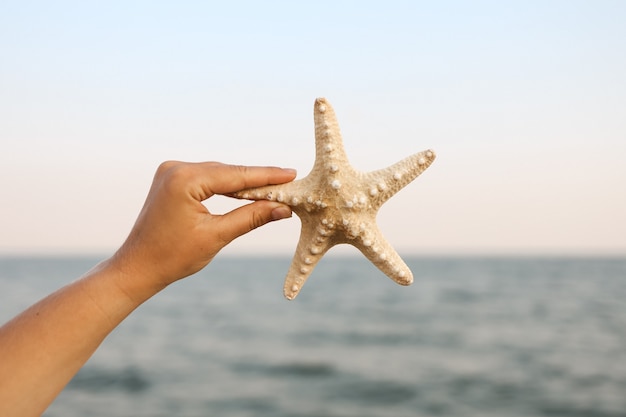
[
  {"xmin": 271, "ymin": 205, "xmax": 292, "ymax": 221},
  {"xmin": 283, "ymin": 168, "xmax": 297, "ymax": 176}
]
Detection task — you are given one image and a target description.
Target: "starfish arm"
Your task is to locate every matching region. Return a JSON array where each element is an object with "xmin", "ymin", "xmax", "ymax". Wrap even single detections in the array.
[
  {"xmin": 349, "ymin": 222, "xmax": 414, "ymax": 286},
  {"xmin": 364, "ymin": 149, "xmax": 436, "ymax": 210},
  {"xmin": 226, "ymin": 98, "xmax": 435, "ymax": 298},
  {"xmin": 283, "ymin": 215, "xmax": 334, "ymax": 300},
  {"xmin": 231, "ymin": 180, "xmax": 305, "ymax": 206},
  {"xmin": 312, "ymin": 98, "xmax": 351, "ymax": 175}
]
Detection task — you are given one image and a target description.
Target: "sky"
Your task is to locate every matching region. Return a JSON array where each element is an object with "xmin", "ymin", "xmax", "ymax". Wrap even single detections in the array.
[{"xmin": 1, "ymin": 1, "xmax": 625, "ymax": 256}]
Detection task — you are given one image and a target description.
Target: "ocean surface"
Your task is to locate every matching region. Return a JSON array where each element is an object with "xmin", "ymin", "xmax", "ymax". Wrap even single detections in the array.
[{"xmin": 1, "ymin": 256, "xmax": 625, "ymax": 417}]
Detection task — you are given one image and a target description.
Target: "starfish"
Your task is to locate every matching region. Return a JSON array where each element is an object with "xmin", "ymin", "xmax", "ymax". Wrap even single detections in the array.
[{"xmin": 233, "ymin": 98, "xmax": 436, "ymax": 300}]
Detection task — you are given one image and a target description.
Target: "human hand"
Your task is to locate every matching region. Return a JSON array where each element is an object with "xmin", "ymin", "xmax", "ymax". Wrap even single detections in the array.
[
  {"xmin": 110, "ymin": 161, "xmax": 296, "ymax": 297},
  {"xmin": 0, "ymin": 161, "xmax": 296, "ymax": 417}
]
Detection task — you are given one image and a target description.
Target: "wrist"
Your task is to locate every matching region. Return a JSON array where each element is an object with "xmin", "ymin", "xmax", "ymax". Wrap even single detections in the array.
[{"xmin": 99, "ymin": 248, "xmax": 170, "ymax": 307}]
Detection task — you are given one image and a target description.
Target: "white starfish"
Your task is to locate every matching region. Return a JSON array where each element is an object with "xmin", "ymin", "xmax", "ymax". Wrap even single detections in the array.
[{"xmin": 233, "ymin": 98, "xmax": 436, "ymax": 300}]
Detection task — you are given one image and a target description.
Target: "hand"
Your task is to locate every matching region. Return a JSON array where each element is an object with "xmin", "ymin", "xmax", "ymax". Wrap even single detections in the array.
[
  {"xmin": 110, "ymin": 161, "xmax": 296, "ymax": 296},
  {"xmin": 0, "ymin": 161, "xmax": 296, "ymax": 417}
]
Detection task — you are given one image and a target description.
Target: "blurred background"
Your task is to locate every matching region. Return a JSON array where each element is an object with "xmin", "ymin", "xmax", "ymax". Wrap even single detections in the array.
[
  {"xmin": 1, "ymin": 1, "xmax": 625, "ymax": 416},
  {"xmin": 1, "ymin": 0, "xmax": 624, "ymax": 255},
  {"xmin": 2, "ymin": 256, "xmax": 625, "ymax": 417}
]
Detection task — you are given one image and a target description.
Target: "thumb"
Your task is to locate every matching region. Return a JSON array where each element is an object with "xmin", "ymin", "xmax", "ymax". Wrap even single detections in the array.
[{"xmin": 215, "ymin": 201, "xmax": 292, "ymax": 245}]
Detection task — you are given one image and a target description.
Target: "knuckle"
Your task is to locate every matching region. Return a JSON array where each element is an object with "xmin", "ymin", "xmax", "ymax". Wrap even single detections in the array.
[
  {"xmin": 167, "ymin": 164, "xmax": 194, "ymax": 185},
  {"xmin": 154, "ymin": 162, "xmax": 196, "ymax": 195},
  {"xmin": 250, "ymin": 210, "xmax": 267, "ymax": 231},
  {"xmin": 233, "ymin": 164, "xmax": 249, "ymax": 177},
  {"xmin": 156, "ymin": 160, "xmax": 180, "ymax": 176}
]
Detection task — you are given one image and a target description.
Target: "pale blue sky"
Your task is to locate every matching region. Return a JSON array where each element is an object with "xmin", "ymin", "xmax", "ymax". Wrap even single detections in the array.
[{"xmin": 1, "ymin": 1, "xmax": 625, "ymax": 255}]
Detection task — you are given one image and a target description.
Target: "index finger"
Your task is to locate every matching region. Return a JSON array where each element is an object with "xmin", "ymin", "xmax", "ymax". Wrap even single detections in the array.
[{"xmin": 196, "ymin": 163, "xmax": 297, "ymax": 198}]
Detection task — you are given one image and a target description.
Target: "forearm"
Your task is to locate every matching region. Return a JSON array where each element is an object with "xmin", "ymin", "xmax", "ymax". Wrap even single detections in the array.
[
  {"xmin": 0, "ymin": 162, "xmax": 295, "ymax": 416},
  {"xmin": 0, "ymin": 257, "xmax": 159, "ymax": 417}
]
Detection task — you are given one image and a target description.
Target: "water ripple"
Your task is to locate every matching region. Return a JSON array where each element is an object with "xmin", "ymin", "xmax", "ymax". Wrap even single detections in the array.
[{"xmin": 66, "ymin": 366, "xmax": 150, "ymax": 393}]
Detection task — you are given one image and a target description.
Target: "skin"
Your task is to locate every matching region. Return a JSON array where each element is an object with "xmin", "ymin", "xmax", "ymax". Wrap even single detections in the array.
[{"xmin": 0, "ymin": 161, "xmax": 296, "ymax": 417}]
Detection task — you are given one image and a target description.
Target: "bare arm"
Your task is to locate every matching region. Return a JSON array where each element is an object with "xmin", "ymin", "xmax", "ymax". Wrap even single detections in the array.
[{"xmin": 0, "ymin": 161, "xmax": 295, "ymax": 417}]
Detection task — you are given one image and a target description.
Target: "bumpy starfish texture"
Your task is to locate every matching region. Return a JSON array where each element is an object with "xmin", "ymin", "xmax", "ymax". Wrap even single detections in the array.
[{"xmin": 233, "ymin": 98, "xmax": 436, "ymax": 300}]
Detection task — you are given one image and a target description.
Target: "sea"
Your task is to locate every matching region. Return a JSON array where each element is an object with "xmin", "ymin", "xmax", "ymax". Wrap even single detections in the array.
[{"xmin": 1, "ymin": 255, "xmax": 625, "ymax": 417}]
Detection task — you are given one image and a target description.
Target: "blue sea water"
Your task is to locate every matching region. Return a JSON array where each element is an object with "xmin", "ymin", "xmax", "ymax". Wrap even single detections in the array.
[{"xmin": 1, "ymin": 256, "xmax": 626, "ymax": 417}]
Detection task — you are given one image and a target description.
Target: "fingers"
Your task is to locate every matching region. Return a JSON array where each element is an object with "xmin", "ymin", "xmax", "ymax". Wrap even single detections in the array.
[
  {"xmin": 148, "ymin": 161, "xmax": 296, "ymax": 254},
  {"xmin": 195, "ymin": 163, "xmax": 297, "ymax": 198},
  {"xmin": 213, "ymin": 200, "xmax": 292, "ymax": 245}
]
